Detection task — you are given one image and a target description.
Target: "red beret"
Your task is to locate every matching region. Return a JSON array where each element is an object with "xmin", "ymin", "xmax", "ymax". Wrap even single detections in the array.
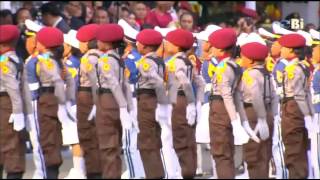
[
  {"xmin": 165, "ymin": 29, "xmax": 194, "ymax": 49},
  {"xmin": 241, "ymin": 42, "xmax": 268, "ymax": 61},
  {"xmin": 96, "ymin": 24, "xmax": 124, "ymax": 42},
  {"xmin": 0, "ymin": 25, "xmax": 19, "ymax": 43},
  {"xmin": 76, "ymin": 24, "xmax": 99, "ymax": 42},
  {"xmin": 36, "ymin": 27, "xmax": 64, "ymax": 48},
  {"xmin": 278, "ymin": 34, "xmax": 306, "ymax": 48},
  {"xmin": 209, "ymin": 28, "xmax": 237, "ymax": 49},
  {"xmin": 137, "ymin": 29, "xmax": 163, "ymax": 46}
]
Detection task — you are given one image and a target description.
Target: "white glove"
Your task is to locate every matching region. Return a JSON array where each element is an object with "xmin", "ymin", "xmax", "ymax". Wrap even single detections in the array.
[
  {"xmin": 66, "ymin": 101, "xmax": 77, "ymax": 122},
  {"xmin": 186, "ymin": 103, "xmax": 196, "ymax": 126},
  {"xmin": 120, "ymin": 107, "xmax": 132, "ymax": 131},
  {"xmin": 242, "ymin": 120, "xmax": 260, "ymax": 143},
  {"xmin": 87, "ymin": 105, "xmax": 96, "ymax": 121},
  {"xmin": 231, "ymin": 115, "xmax": 250, "ymax": 145},
  {"xmin": 313, "ymin": 113, "xmax": 320, "ymax": 134},
  {"xmin": 196, "ymin": 101, "xmax": 202, "ymax": 124},
  {"xmin": 156, "ymin": 104, "xmax": 170, "ymax": 123},
  {"xmin": 254, "ymin": 118, "xmax": 270, "ymax": 141},
  {"xmin": 9, "ymin": 113, "xmax": 25, "ymax": 131},
  {"xmin": 130, "ymin": 110, "xmax": 139, "ymax": 133}
]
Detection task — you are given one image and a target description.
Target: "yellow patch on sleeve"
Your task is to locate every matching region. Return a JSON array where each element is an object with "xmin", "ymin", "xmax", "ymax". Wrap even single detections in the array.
[
  {"xmin": 142, "ymin": 62, "xmax": 150, "ymax": 72},
  {"xmin": 103, "ymin": 63, "xmax": 110, "ymax": 72},
  {"xmin": 208, "ymin": 63, "xmax": 216, "ymax": 78},
  {"xmin": 1, "ymin": 65, "xmax": 9, "ymax": 74},
  {"xmin": 46, "ymin": 61, "xmax": 54, "ymax": 70},
  {"xmin": 276, "ymin": 71, "xmax": 283, "ymax": 83},
  {"xmin": 68, "ymin": 68, "xmax": 78, "ymax": 78},
  {"xmin": 285, "ymin": 64, "xmax": 296, "ymax": 80},
  {"xmin": 266, "ymin": 57, "xmax": 275, "ymax": 73},
  {"xmin": 124, "ymin": 68, "xmax": 130, "ymax": 78},
  {"xmin": 242, "ymin": 70, "xmax": 254, "ymax": 86}
]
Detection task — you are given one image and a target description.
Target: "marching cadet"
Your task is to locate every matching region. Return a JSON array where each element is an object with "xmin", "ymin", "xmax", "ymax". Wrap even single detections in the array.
[
  {"xmin": 35, "ymin": 27, "xmax": 76, "ymax": 179},
  {"xmin": 238, "ymin": 42, "xmax": 278, "ymax": 178},
  {"xmin": 135, "ymin": 29, "xmax": 168, "ymax": 179},
  {"xmin": 207, "ymin": 28, "xmax": 252, "ymax": 179},
  {"xmin": 0, "ymin": 25, "xmax": 28, "ymax": 179},
  {"xmin": 259, "ymin": 28, "xmax": 290, "ymax": 179},
  {"xmin": 93, "ymin": 24, "xmax": 133, "ymax": 179},
  {"xmin": 309, "ymin": 28, "xmax": 320, "ymax": 179},
  {"xmin": 164, "ymin": 29, "xmax": 205, "ymax": 179},
  {"xmin": 194, "ymin": 24, "xmax": 221, "ymax": 178},
  {"xmin": 278, "ymin": 33, "xmax": 315, "ymax": 179},
  {"xmin": 154, "ymin": 26, "xmax": 183, "ymax": 179},
  {"xmin": 62, "ymin": 30, "xmax": 86, "ymax": 179},
  {"xmin": 24, "ymin": 28, "xmax": 47, "ymax": 179},
  {"xmin": 75, "ymin": 23, "xmax": 103, "ymax": 179},
  {"xmin": 118, "ymin": 19, "xmax": 145, "ymax": 179}
]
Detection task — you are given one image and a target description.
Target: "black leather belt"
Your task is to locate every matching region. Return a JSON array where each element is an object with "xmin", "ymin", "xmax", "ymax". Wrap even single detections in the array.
[
  {"xmin": 281, "ymin": 97, "xmax": 294, "ymax": 104},
  {"xmin": 97, "ymin": 88, "xmax": 112, "ymax": 94},
  {"xmin": 178, "ymin": 90, "xmax": 185, "ymax": 96},
  {"xmin": 243, "ymin": 102, "xmax": 253, "ymax": 108},
  {"xmin": 39, "ymin": 87, "xmax": 55, "ymax": 94},
  {"xmin": 209, "ymin": 95, "xmax": 223, "ymax": 101},
  {"xmin": 78, "ymin": 87, "xmax": 91, "ymax": 92},
  {"xmin": 137, "ymin": 88, "xmax": 156, "ymax": 96},
  {"xmin": 0, "ymin": 91, "xmax": 8, "ymax": 97}
]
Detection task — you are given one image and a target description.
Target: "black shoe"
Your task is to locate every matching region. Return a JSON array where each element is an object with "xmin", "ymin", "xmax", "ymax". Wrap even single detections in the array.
[
  {"xmin": 46, "ymin": 165, "xmax": 59, "ymax": 179},
  {"xmin": 87, "ymin": 173, "xmax": 102, "ymax": 179},
  {"xmin": 7, "ymin": 172, "xmax": 23, "ymax": 179},
  {"xmin": 0, "ymin": 166, "xmax": 3, "ymax": 179}
]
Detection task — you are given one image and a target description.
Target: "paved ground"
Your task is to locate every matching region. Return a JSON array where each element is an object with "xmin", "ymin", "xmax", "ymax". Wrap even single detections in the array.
[{"xmin": 3, "ymin": 144, "xmax": 252, "ymax": 179}]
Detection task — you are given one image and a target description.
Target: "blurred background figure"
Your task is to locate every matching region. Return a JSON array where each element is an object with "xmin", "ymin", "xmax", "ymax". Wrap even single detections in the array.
[
  {"xmin": 145, "ymin": 1, "xmax": 175, "ymax": 28},
  {"xmin": 40, "ymin": 2, "xmax": 70, "ymax": 33},
  {"xmin": 0, "ymin": 9, "xmax": 13, "ymax": 25},
  {"xmin": 133, "ymin": 2, "xmax": 148, "ymax": 27},
  {"xmin": 92, "ymin": 7, "xmax": 110, "ymax": 24}
]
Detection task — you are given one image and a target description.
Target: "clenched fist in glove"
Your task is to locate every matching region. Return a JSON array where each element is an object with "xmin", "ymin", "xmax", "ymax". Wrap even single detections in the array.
[
  {"xmin": 231, "ymin": 114, "xmax": 250, "ymax": 145},
  {"xmin": 254, "ymin": 118, "xmax": 270, "ymax": 141},
  {"xmin": 9, "ymin": 113, "xmax": 25, "ymax": 131}
]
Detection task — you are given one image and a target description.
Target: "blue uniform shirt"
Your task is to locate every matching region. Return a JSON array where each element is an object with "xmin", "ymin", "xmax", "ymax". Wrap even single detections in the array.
[
  {"xmin": 124, "ymin": 49, "xmax": 141, "ymax": 85},
  {"xmin": 312, "ymin": 67, "xmax": 320, "ymax": 113}
]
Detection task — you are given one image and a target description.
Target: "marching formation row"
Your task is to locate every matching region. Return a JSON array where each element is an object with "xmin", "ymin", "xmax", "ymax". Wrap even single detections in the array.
[{"xmin": 0, "ymin": 18, "xmax": 319, "ymax": 179}]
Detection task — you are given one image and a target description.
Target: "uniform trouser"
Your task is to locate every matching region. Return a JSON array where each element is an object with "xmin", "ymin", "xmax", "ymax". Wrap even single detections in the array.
[
  {"xmin": 209, "ymin": 99, "xmax": 235, "ymax": 179},
  {"xmin": 122, "ymin": 97, "xmax": 145, "ymax": 179},
  {"xmin": 96, "ymin": 93, "xmax": 122, "ymax": 179},
  {"xmin": 243, "ymin": 105, "xmax": 273, "ymax": 179},
  {"xmin": 0, "ymin": 95, "xmax": 26, "ymax": 174},
  {"xmin": 137, "ymin": 93, "xmax": 164, "ymax": 179},
  {"xmin": 272, "ymin": 105, "xmax": 288, "ymax": 179},
  {"xmin": 29, "ymin": 100, "xmax": 46, "ymax": 178},
  {"xmin": 159, "ymin": 119, "xmax": 182, "ymax": 179},
  {"xmin": 172, "ymin": 95, "xmax": 197, "ymax": 179},
  {"xmin": 76, "ymin": 91, "xmax": 102, "ymax": 176},
  {"xmin": 281, "ymin": 99, "xmax": 308, "ymax": 179},
  {"xmin": 38, "ymin": 93, "xmax": 63, "ymax": 173}
]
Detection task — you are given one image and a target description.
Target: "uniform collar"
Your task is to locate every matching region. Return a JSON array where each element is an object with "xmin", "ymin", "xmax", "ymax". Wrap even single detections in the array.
[
  {"xmin": 53, "ymin": 16, "xmax": 63, "ymax": 28},
  {"xmin": 0, "ymin": 49, "xmax": 14, "ymax": 56},
  {"xmin": 143, "ymin": 52, "xmax": 156, "ymax": 58}
]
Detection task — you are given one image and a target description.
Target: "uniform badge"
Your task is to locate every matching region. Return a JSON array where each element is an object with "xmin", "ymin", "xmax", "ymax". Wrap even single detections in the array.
[
  {"xmin": 242, "ymin": 70, "xmax": 254, "ymax": 86},
  {"xmin": 103, "ymin": 63, "xmax": 110, "ymax": 72},
  {"xmin": 285, "ymin": 64, "xmax": 296, "ymax": 80},
  {"xmin": 142, "ymin": 62, "xmax": 150, "ymax": 71},
  {"xmin": 276, "ymin": 71, "xmax": 283, "ymax": 83},
  {"xmin": 208, "ymin": 63, "xmax": 216, "ymax": 78},
  {"xmin": 1, "ymin": 65, "xmax": 9, "ymax": 74},
  {"xmin": 0, "ymin": 56, "xmax": 9, "ymax": 74},
  {"xmin": 46, "ymin": 61, "xmax": 54, "ymax": 70},
  {"xmin": 68, "ymin": 68, "xmax": 78, "ymax": 78}
]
